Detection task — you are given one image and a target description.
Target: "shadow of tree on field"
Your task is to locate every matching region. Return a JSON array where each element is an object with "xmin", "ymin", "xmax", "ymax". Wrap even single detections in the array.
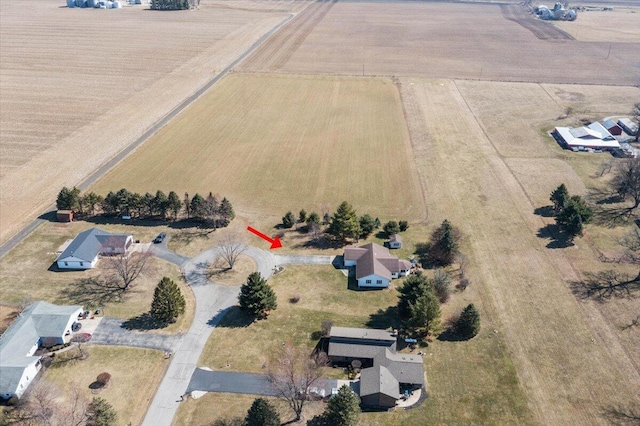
[
  {"xmin": 58, "ymin": 277, "xmax": 125, "ymax": 308},
  {"xmin": 536, "ymin": 224, "xmax": 574, "ymax": 249},
  {"xmin": 533, "ymin": 205, "xmax": 554, "ymax": 218},
  {"xmin": 366, "ymin": 306, "xmax": 400, "ymax": 330},
  {"xmin": 122, "ymin": 313, "xmax": 167, "ymax": 331},
  {"xmin": 212, "ymin": 306, "xmax": 253, "ymax": 328},
  {"xmin": 602, "ymin": 404, "xmax": 640, "ymax": 425},
  {"xmin": 570, "ymin": 270, "xmax": 640, "ymax": 302}
]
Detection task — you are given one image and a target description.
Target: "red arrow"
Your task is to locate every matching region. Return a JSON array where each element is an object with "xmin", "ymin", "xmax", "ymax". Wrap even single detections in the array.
[{"xmin": 247, "ymin": 226, "xmax": 283, "ymax": 249}]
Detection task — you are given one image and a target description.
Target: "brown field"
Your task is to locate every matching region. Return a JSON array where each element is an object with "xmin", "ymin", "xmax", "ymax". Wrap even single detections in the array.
[
  {"xmin": 0, "ymin": 0, "xmax": 295, "ymax": 245},
  {"xmin": 239, "ymin": 2, "xmax": 640, "ymax": 85},
  {"xmin": 44, "ymin": 346, "xmax": 167, "ymax": 426},
  {"xmin": 400, "ymin": 77, "xmax": 640, "ymax": 425},
  {"xmin": 90, "ymin": 73, "xmax": 426, "ymax": 222},
  {"xmin": 554, "ymin": 8, "xmax": 640, "ymax": 42}
]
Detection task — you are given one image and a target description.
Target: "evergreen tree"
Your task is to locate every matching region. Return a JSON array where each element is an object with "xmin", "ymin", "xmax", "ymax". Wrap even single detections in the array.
[
  {"xmin": 359, "ymin": 214, "xmax": 377, "ymax": 238},
  {"xmin": 373, "ymin": 217, "xmax": 381, "ymax": 229},
  {"xmin": 456, "ymin": 303, "xmax": 481, "ymax": 339},
  {"xmin": 141, "ymin": 192, "xmax": 155, "ymax": 217},
  {"xmin": 153, "ymin": 190, "xmax": 169, "ymax": 218},
  {"xmin": 184, "ymin": 192, "xmax": 191, "ymax": 219},
  {"xmin": 238, "ymin": 272, "xmax": 277, "ymax": 319},
  {"xmin": 429, "ymin": 219, "xmax": 460, "ymax": 266},
  {"xmin": 219, "ymin": 197, "xmax": 235, "ymax": 227},
  {"xmin": 408, "ymin": 292, "xmax": 441, "ymax": 335},
  {"xmin": 150, "ymin": 277, "xmax": 186, "ymax": 324},
  {"xmin": 298, "ymin": 209, "xmax": 307, "ymax": 224},
  {"xmin": 282, "ymin": 211, "xmax": 296, "ymax": 228},
  {"xmin": 327, "ymin": 201, "xmax": 361, "ymax": 242},
  {"xmin": 82, "ymin": 192, "xmax": 103, "ymax": 216},
  {"xmin": 306, "ymin": 212, "xmax": 321, "ymax": 226},
  {"xmin": 550, "ymin": 183, "xmax": 569, "ymax": 214},
  {"xmin": 102, "ymin": 191, "xmax": 119, "ymax": 215},
  {"xmin": 56, "ymin": 186, "xmax": 81, "ymax": 210},
  {"xmin": 87, "ymin": 397, "xmax": 117, "ymax": 426},
  {"xmin": 190, "ymin": 193, "xmax": 206, "ymax": 220},
  {"xmin": 383, "ymin": 220, "xmax": 400, "ymax": 236},
  {"xmin": 399, "ymin": 220, "xmax": 409, "ymax": 232},
  {"xmin": 322, "ymin": 385, "xmax": 360, "ymax": 426},
  {"xmin": 555, "ymin": 195, "xmax": 593, "ymax": 239},
  {"xmin": 397, "ymin": 272, "xmax": 433, "ymax": 318},
  {"xmin": 167, "ymin": 191, "xmax": 182, "ymax": 220},
  {"xmin": 245, "ymin": 398, "xmax": 280, "ymax": 426}
]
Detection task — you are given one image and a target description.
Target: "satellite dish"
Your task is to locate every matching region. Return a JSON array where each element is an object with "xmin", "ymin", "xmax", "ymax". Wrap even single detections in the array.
[{"xmin": 351, "ymin": 360, "xmax": 362, "ymax": 369}]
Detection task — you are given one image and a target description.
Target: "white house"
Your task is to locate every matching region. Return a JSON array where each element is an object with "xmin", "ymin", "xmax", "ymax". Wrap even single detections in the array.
[
  {"xmin": 344, "ymin": 243, "xmax": 412, "ymax": 288},
  {"xmin": 0, "ymin": 302, "xmax": 83, "ymax": 400},
  {"xmin": 618, "ymin": 118, "xmax": 639, "ymax": 137},
  {"xmin": 388, "ymin": 234, "xmax": 402, "ymax": 249},
  {"xmin": 553, "ymin": 122, "xmax": 620, "ymax": 151},
  {"xmin": 56, "ymin": 227, "xmax": 133, "ymax": 270}
]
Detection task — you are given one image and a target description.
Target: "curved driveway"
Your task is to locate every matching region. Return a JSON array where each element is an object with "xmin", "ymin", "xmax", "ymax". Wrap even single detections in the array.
[{"xmin": 142, "ymin": 244, "xmax": 276, "ymax": 426}]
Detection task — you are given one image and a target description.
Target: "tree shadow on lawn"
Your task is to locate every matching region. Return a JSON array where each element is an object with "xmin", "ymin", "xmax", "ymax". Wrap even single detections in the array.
[
  {"xmin": 121, "ymin": 313, "xmax": 167, "ymax": 331},
  {"xmin": 299, "ymin": 235, "xmax": 344, "ymax": 250},
  {"xmin": 536, "ymin": 224, "xmax": 575, "ymax": 249},
  {"xmin": 58, "ymin": 277, "xmax": 125, "ymax": 308},
  {"xmin": 210, "ymin": 306, "xmax": 253, "ymax": 328},
  {"xmin": 366, "ymin": 306, "xmax": 400, "ymax": 330}
]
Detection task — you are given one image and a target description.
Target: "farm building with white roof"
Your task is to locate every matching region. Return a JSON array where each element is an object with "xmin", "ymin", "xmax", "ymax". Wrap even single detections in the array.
[{"xmin": 553, "ymin": 122, "xmax": 620, "ymax": 151}]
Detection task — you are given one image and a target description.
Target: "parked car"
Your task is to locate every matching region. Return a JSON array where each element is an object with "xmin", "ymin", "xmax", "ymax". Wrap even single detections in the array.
[
  {"xmin": 71, "ymin": 322, "xmax": 82, "ymax": 332},
  {"xmin": 153, "ymin": 232, "xmax": 167, "ymax": 244}
]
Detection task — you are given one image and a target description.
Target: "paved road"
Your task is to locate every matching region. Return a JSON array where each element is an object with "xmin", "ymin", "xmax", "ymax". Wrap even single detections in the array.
[
  {"xmin": 150, "ymin": 242, "xmax": 190, "ymax": 269},
  {"xmin": 275, "ymin": 254, "xmax": 335, "ymax": 266},
  {"xmin": 91, "ymin": 317, "xmax": 182, "ymax": 352}
]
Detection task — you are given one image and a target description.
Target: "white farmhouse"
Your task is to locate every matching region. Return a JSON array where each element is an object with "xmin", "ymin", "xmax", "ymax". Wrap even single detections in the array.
[
  {"xmin": 344, "ymin": 242, "xmax": 411, "ymax": 288},
  {"xmin": 56, "ymin": 227, "xmax": 133, "ymax": 270},
  {"xmin": 0, "ymin": 302, "xmax": 83, "ymax": 400},
  {"xmin": 553, "ymin": 122, "xmax": 620, "ymax": 151}
]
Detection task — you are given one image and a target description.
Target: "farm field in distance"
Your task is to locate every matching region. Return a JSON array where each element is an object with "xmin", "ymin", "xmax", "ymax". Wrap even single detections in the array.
[
  {"xmin": 239, "ymin": 1, "xmax": 640, "ymax": 85},
  {"xmin": 91, "ymin": 73, "xmax": 426, "ymax": 223},
  {"xmin": 0, "ymin": 0, "xmax": 296, "ymax": 245}
]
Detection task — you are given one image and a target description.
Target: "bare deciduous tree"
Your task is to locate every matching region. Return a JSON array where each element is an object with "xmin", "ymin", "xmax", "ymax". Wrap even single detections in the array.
[
  {"xmin": 105, "ymin": 250, "xmax": 151, "ymax": 292},
  {"xmin": 611, "ymin": 158, "xmax": 640, "ymax": 213},
  {"xmin": 217, "ymin": 231, "xmax": 248, "ymax": 270},
  {"xmin": 10, "ymin": 381, "xmax": 89, "ymax": 426},
  {"xmin": 267, "ymin": 344, "xmax": 328, "ymax": 422}
]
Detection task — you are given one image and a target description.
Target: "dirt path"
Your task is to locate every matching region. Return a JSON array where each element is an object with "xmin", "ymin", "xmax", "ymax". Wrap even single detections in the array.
[
  {"xmin": 400, "ymin": 78, "xmax": 640, "ymax": 425},
  {"xmin": 500, "ymin": 4, "xmax": 574, "ymax": 41}
]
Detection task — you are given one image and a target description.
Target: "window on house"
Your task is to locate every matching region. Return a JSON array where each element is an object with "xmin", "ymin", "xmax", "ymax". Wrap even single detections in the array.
[
  {"xmin": 80, "ymin": 262, "xmax": 84, "ymax": 267},
  {"xmin": 376, "ymin": 280, "xmax": 383, "ymax": 284},
  {"xmin": 365, "ymin": 279, "xmax": 372, "ymax": 284},
  {"xmin": 64, "ymin": 262, "xmax": 68, "ymax": 266}
]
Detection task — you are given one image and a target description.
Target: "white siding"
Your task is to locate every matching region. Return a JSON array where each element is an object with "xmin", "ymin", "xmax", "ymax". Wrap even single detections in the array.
[
  {"xmin": 15, "ymin": 361, "xmax": 41, "ymax": 399},
  {"xmin": 344, "ymin": 259, "xmax": 357, "ymax": 267},
  {"xmin": 57, "ymin": 256, "xmax": 97, "ymax": 270},
  {"xmin": 389, "ymin": 242, "xmax": 401, "ymax": 249},
  {"xmin": 358, "ymin": 274, "xmax": 390, "ymax": 288}
]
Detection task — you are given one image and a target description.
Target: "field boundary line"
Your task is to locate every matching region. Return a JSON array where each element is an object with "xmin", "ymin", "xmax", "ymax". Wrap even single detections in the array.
[{"xmin": 0, "ymin": 12, "xmax": 295, "ymax": 260}]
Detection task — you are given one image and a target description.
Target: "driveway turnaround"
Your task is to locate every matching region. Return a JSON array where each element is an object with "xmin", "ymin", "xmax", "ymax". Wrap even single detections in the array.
[
  {"xmin": 187, "ymin": 368, "xmax": 340, "ymax": 398},
  {"xmin": 91, "ymin": 317, "xmax": 181, "ymax": 352},
  {"xmin": 187, "ymin": 369, "xmax": 277, "ymax": 396}
]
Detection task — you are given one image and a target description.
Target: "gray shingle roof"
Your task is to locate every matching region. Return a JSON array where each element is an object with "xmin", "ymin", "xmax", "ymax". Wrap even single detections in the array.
[
  {"xmin": 343, "ymin": 243, "xmax": 408, "ymax": 280},
  {"xmin": 0, "ymin": 302, "xmax": 82, "ymax": 396},
  {"xmin": 389, "ymin": 234, "xmax": 402, "ymax": 243},
  {"xmin": 57, "ymin": 228, "xmax": 132, "ymax": 262},
  {"xmin": 375, "ymin": 349, "xmax": 424, "ymax": 386},
  {"xmin": 328, "ymin": 342, "xmax": 388, "ymax": 360},
  {"xmin": 360, "ymin": 365, "xmax": 399, "ymax": 399},
  {"xmin": 330, "ymin": 326, "xmax": 396, "ymax": 342}
]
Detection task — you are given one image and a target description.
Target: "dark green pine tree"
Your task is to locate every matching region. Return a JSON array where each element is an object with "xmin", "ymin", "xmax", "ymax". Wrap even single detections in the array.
[
  {"xmin": 550, "ymin": 183, "xmax": 569, "ymax": 214},
  {"xmin": 397, "ymin": 272, "xmax": 434, "ymax": 319},
  {"xmin": 327, "ymin": 201, "xmax": 361, "ymax": 242},
  {"xmin": 383, "ymin": 220, "xmax": 400, "ymax": 236},
  {"xmin": 56, "ymin": 186, "xmax": 81, "ymax": 210},
  {"xmin": 190, "ymin": 193, "xmax": 206, "ymax": 220},
  {"xmin": 359, "ymin": 214, "xmax": 377, "ymax": 238},
  {"xmin": 408, "ymin": 292, "xmax": 441, "ymax": 335},
  {"xmin": 322, "ymin": 385, "xmax": 361, "ymax": 426},
  {"xmin": 456, "ymin": 303, "xmax": 481, "ymax": 339},
  {"xmin": 219, "ymin": 197, "xmax": 235, "ymax": 226},
  {"xmin": 167, "ymin": 191, "xmax": 183, "ymax": 220},
  {"xmin": 150, "ymin": 277, "xmax": 186, "ymax": 324},
  {"xmin": 245, "ymin": 398, "xmax": 280, "ymax": 426},
  {"xmin": 238, "ymin": 272, "xmax": 277, "ymax": 319},
  {"xmin": 88, "ymin": 397, "xmax": 118, "ymax": 426},
  {"xmin": 282, "ymin": 211, "xmax": 296, "ymax": 228},
  {"xmin": 430, "ymin": 219, "xmax": 460, "ymax": 266},
  {"xmin": 555, "ymin": 195, "xmax": 593, "ymax": 239}
]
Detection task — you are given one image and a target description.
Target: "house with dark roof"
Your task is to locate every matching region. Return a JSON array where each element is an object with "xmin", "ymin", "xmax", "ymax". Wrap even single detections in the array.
[
  {"xmin": 0, "ymin": 302, "xmax": 83, "ymax": 400},
  {"xmin": 602, "ymin": 119, "xmax": 623, "ymax": 136},
  {"xmin": 56, "ymin": 227, "xmax": 133, "ymax": 270},
  {"xmin": 344, "ymin": 243, "xmax": 411, "ymax": 288},
  {"xmin": 328, "ymin": 326, "xmax": 425, "ymax": 409}
]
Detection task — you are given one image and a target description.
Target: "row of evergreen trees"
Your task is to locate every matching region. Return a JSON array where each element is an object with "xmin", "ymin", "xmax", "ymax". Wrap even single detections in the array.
[
  {"xmin": 56, "ymin": 186, "xmax": 235, "ymax": 227},
  {"xmin": 150, "ymin": 0, "xmax": 191, "ymax": 10}
]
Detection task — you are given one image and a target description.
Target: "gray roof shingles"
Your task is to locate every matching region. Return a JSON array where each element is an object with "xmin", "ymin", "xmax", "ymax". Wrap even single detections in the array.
[
  {"xmin": 344, "ymin": 243, "xmax": 409, "ymax": 280},
  {"xmin": 57, "ymin": 228, "xmax": 131, "ymax": 263}
]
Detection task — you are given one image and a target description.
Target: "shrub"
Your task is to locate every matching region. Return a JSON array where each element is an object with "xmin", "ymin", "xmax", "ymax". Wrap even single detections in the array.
[
  {"xmin": 433, "ymin": 269, "xmax": 451, "ymax": 303},
  {"xmin": 96, "ymin": 372, "xmax": 111, "ymax": 387},
  {"xmin": 282, "ymin": 211, "xmax": 296, "ymax": 228},
  {"xmin": 289, "ymin": 293, "xmax": 301, "ymax": 304},
  {"xmin": 383, "ymin": 220, "xmax": 400, "ymax": 236},
  {"xmin": 399, "ymin": 220, "xmax": 409, "ymax": 232}
]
